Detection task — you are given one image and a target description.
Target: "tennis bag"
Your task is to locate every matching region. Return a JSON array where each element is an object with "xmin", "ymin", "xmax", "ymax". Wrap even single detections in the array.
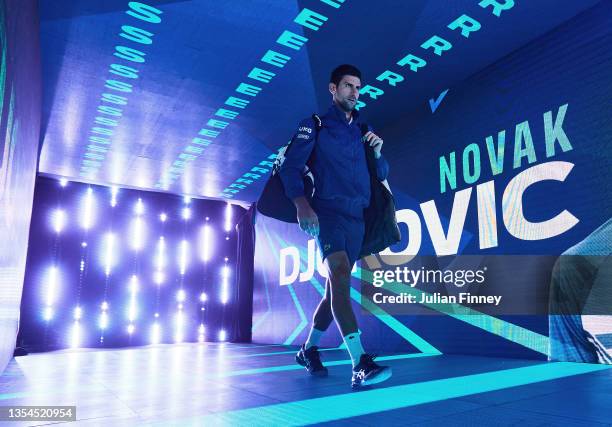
[
  {"xmin": 256, "ymin": 114, "xmax": 322, "ymax": 223},
  {"xmin": 256, "ymin": 116, "xmax": 401, "ymax": 256},
  {"xmin": 359, "ymin": 122, "xmax": 401, "ymax": 257}
]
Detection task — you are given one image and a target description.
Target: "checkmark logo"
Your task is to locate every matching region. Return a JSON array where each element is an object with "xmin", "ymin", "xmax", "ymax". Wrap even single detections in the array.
[{"xmin": 429, "ymin": 89, "xmax": 449, "ymax": 113}]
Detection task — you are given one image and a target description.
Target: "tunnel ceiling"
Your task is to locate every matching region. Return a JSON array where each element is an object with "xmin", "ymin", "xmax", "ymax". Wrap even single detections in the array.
[{"xmin": 37, "ymin": 0, "xmax": 601, "ymax": 203}]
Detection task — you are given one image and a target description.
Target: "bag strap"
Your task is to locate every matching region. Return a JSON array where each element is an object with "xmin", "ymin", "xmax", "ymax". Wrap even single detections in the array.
[
  {"xmin": 305, "ymin": 114, "xmax": 322, "ymax": 171},
  {"xmin": 311, "ymin": 113, "xmax": 322, "ymax": 134},
  {"xmin": 359, "ymin": 122, "xmax": 380, "ymax": 182}
]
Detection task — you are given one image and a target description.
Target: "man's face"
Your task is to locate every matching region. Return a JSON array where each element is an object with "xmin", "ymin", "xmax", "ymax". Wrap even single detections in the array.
[{"xmin": 330, "ymin": 75, "xmax": 361, "ymax": 112}]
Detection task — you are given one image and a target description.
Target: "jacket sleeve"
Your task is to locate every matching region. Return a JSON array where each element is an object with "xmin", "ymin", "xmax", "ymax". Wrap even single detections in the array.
[
  {"xmin": 278, "ymin": 118, "xmax": 317, "ymax": 200},
  {"xmin": 364, "ymin": 124, "xmax": 389, "ymax": 181},
  {"xmin": 374, "ymin": 153, "xmax": 389, "ymax": 181}
]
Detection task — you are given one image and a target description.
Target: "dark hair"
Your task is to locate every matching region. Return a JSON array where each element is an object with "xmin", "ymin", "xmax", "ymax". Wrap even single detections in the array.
[{"xmin": 330, "ymin": 64, "xmax": 362, "ymax": 86}]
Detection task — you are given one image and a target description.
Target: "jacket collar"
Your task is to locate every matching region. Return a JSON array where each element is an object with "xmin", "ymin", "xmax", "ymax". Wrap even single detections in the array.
[{"xmin": 326, "ymin": 103, "xmax": 360, "ymax": 125}]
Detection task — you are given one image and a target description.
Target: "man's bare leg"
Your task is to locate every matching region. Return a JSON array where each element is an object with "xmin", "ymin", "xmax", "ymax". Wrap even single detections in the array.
[
  {"xmin": 296, "ymin": 278, "xmax": 332, "ymax": 376},
  {"xmin": 325, "ymin": 251, "xmax": 392, "ymax": 388},
  {"xmin": 305, "ymin": 277, "xmax": 333, "ymax": 349},
  {"xmin": 325, "ymin": 251, "xmax": 364, "ymax": 365}
]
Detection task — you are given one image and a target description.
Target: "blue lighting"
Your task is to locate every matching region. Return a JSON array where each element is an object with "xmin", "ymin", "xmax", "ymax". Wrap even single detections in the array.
[
  {"xmin": 134, "ymin": 197, "xmax": 144, "ymax": 215},
  {"xmin": 221, "ymin": 264, "xmax": 230, "ymax": 304},
  {"xmin": 130, "ymin": 217, "xmax": 146, "ymax": 251},
  {"xmin": 99, "ymin": 311, "xmax": 109, "ymax": 330},
  {"xmin": 23, "ymin": 178, "xmax": 242, "ymax": 350},
  {"xmin": 224, "ymin": 202, "xmax": 232, "ymax": 232},
  {"xmin": 102, "ymin": 232, "xmax": 116, "ymax": 276},
  {"xmin": 179, "ymin": 240, "xmax": 189, "ymax": 275},
  {"xmin": 110, "ymin": 186, "xmax": 118, "ymax": 207},
  {"xmin": 79, "ymin": 187, "xmax": 96, "ymax": 229},
  {"xmin": 70, "ymin": 321, "xmax": 81, "ymax": 348},
  {"xmin": 199, "ymin": 224, "xmax": 212, "ymax": 262},
  {"xmin": 41, "ymin": 266, "xmax": 60, "ymax": 321},
  {"xmin": 174, "ymin": 311, "xmax": 184, "ymax": 343},
  {"xmin": 51, "ymin": 209, "xmax": 66, "ymax": 233},
  {"xmin": 198, "ymin": 324, "xmax": 205, "ymax": 343},
  {"xmin": 150, "ymin": 322, "xmax": 161, "ymax": 344},
  {"xmin": 127, "ymin": 275, "xmax": 138, "ymax": 322}
]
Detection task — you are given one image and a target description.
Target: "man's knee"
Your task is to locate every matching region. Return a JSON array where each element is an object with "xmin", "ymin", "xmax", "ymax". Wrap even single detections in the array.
[
  {"xmin": 329, "ymin": 274, "xmax": 351, "ymax": 303},
  {"xmin": 326, "ymin": 252, "xmax": 351, "ymax": 283},
  {"xmin": 330, "ymin": 267, "xmax": 351, "ymax": 286}
]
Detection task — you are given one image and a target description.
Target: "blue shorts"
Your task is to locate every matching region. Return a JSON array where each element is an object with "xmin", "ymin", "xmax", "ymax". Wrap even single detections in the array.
[{"xmin": 316, "ymin": 211, "xmax": 365, "ymax": 266}]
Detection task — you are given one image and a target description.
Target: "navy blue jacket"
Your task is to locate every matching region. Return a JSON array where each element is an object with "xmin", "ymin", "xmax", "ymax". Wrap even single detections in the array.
[{"xmin": 279, "ymin": 104, "xmax": 389, "ymax": 219}]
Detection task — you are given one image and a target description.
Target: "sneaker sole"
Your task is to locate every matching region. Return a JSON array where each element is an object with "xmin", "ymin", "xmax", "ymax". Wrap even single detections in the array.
[{"xmin": 361, "ymin": 367, "xmax": 392, "ymax": 387}]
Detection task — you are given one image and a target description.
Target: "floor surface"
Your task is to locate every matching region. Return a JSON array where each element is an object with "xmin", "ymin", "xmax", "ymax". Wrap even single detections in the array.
[{"xmin": 1, "ymin": 343, "xmax": 611, "ymax": 426}]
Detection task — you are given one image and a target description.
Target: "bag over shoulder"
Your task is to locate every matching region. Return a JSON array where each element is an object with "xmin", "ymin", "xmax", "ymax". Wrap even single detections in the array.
[
  {"xmin": 256, "ymin": 115, "xmax": 400, "ymax": 256},
  {"xmin": 256, "ymin": 114, "xmax": 322, "ymax": 223}
]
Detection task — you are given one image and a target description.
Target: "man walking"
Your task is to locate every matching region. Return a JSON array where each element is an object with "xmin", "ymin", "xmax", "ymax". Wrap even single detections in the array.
[{"xmin": 279, "ymin": 64, "xmax": 392, "ymax": 388}]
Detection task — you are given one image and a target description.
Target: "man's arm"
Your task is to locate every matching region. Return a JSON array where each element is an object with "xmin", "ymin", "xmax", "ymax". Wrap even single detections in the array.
[
  {"xmin": 291, "ymin": 196, "xmax": 319, "ymax": 237},
  {"xmin": 279, "ymin": 118, "xmax": 317, "ymax": 200},
  {"xmin": 363, "ymin": 130, "xmax": 389, "ymax": 181},
  {"xmin": 374, "ymin": 153, "xmax": 389, "ymax": 181},
  {"xmin": 279, "ymin": 118, "xmax": 320, "ymax": 236}
]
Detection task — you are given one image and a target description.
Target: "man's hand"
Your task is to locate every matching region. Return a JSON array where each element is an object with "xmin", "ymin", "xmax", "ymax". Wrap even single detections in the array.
[
  {"xmin": 364, "ymin": 131, "xmax": 383, "ymax": 158},
  {"xmin": 293, "ymin": 196, "xmax": 319, "ymax": 237}
]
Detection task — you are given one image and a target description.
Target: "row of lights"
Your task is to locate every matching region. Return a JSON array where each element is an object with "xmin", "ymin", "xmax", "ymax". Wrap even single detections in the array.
[
  {"xmin": 52, "ymin": 203, "xmax": 233, "ymax": 233},
  {"xmin": 53, "ymin": 282, "xmax": 226, "ymax": 348},
  {"xmin": 47, "ymin": 179, "xmax": 233, "ymax": 348},
  {"xmin": 43, "ymin": 264, "xmax": 231, "ymax": 319},
  {"xmin": 56, "ymin": 181, "xmax": 234, "ymax": 232},
  {"xmin": 50, "ymin": 219, "xmax": 229, "ymax": 270}
]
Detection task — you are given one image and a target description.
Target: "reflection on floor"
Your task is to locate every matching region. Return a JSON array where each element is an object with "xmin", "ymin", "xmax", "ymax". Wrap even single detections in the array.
[{"xmin": 1, "ymin": 343, "xmax": 611, "ymax": 426}]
